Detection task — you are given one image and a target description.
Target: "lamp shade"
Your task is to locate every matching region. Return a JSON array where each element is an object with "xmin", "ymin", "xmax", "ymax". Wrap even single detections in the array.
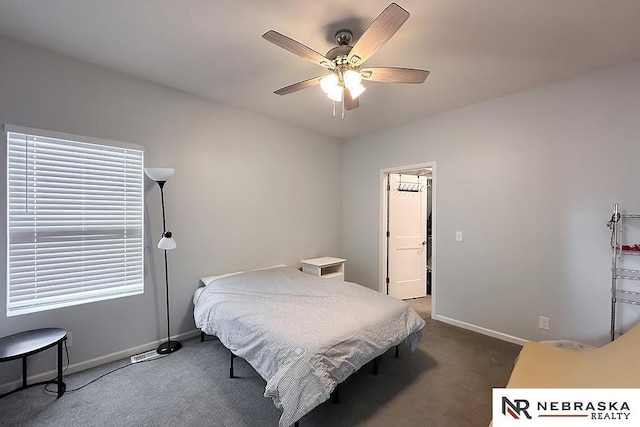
[
  {"xmin": 145, "ymin": 168, "xmax": 175, "ymax": 182},
  {"xmin": 158, "ymin": 231, "xmax": 176, "ymax": 250},
  {"xmin": 348, "ymin": 83, "xmax": 366, "ymax": 100},
  {"xmin": 320, "ymin": 73, "xmax": 339, "ymax": 94},
  {"xmin": 343, "ymin": 69, "xmax": 362, "ymax": 90},
  {"xmin": 326, "ymin": 87, "xmax": 343, "ymax": 102}
]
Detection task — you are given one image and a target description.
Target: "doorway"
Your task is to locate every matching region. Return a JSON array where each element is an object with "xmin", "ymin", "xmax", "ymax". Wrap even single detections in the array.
[{"xmin": 380, "ymin": 162, "xmax": 436, "ymax": 317}]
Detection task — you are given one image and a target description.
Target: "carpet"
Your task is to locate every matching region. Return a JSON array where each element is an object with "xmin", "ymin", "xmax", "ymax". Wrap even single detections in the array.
[
  {"xmin": 0, "ymin": 316, "xmax": 520, "ymax": 426},
  {"xmin": 405, "ymin": 296, "xmax": 431, "ymax": 319}
]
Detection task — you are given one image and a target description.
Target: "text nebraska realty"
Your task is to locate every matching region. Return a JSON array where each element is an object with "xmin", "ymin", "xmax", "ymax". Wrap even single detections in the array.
[
  {"xmin": 504, "ymin": 397, "xmax": 632, "ymax": 420},
  {"xmin": 538, "ymin": 400, "xmax": 630, "ymax": 420}
]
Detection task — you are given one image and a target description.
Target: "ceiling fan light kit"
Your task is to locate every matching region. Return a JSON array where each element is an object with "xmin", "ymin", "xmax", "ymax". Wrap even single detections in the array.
[
  {"xmin": 320, "ymin": 68, "xmax": 365, "ymax": 105},
  {"xmin": 320, "ymin": 73, "xmax": 342, "ymax": 102},
  {"xmin": 262, "ymin": 3, "xmax": 429, "ymax": 118}
]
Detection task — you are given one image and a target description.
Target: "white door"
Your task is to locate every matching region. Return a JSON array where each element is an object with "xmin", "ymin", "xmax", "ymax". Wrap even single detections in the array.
[{"xmin": 387, "ymin": 173, "xmax": 427, "ymax": 299}]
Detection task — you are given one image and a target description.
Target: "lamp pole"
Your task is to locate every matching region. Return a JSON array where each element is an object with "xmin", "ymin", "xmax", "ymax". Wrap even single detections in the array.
[
  {"xmin": 145, "ymin": 168, "xmax": 181, "ymax": 355},
  {"xmin": 156, "ymin": 180, "xmax": 181, "ymax": 354}
]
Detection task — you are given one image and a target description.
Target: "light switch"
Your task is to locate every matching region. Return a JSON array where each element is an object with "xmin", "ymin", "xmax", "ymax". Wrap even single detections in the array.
[{"xmin": 455, "ymin": 231, "xmax": 463, "ymax": 242}]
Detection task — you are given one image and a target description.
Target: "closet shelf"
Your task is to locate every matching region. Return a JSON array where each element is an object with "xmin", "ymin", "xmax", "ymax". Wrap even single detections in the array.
[
  {"xmin": 618, "ymin": 289, "xmax": 640, "ymax": 297},
  {"xmin": 617, "ymin": 275, "xmax": 640, "ymax": 281},
  {"xmin": 608, "ymin": 203, "xmax": 640, "ymax": 341},
  {"xmin": 620, "ymin": 250, "xmax": 640, "ymax": 256},
  {"xmin": 618, "ymin": 298, "xmax": 640, "ymax": 306},
  {"xmin": 616, "ymin": 268, "xmax": 640, "ymax": 281}
]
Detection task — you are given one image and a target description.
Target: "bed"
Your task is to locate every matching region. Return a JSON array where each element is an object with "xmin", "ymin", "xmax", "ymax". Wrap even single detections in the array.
[
  {"xmin": 489, "ymin": 322, "xmax": 640, "ymax": 426},
  {"xmin": 193, "ymin": 265, "xmax": 426, "ymax": 427}
]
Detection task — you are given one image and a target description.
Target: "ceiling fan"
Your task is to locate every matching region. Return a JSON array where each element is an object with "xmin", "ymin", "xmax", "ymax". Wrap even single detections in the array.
[{"xmin": 262, "ymin": 3, "xmax": 429, "ymax": 117}]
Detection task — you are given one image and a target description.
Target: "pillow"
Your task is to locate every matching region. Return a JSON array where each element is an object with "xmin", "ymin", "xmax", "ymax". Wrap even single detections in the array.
[
  {"xmin": 199, "ymin": 271, "xmax": 244, "ymax": 287},
  {"xmin": 199, "ymin": 265, "xmax": 286, "ymax": 287},
  {"xmin": 250, "ymin": 264, "xmax": 287, "ymax": 271}
]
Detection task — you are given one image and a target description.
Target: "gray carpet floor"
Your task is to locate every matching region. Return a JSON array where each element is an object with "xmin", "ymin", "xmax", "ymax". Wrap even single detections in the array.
[
  {"xmin": 405, "ymin": 296, "xmax": 431, "ymax": 319},
  {"xmin": 0, "ymin": 318, "xmax": 521, "ymax": 427}
]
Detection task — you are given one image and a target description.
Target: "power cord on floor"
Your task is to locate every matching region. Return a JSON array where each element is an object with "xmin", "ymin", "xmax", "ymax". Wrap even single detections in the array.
[{"xmin": 44, "ymin": 340, "xmax": 168, "ymax": 394}]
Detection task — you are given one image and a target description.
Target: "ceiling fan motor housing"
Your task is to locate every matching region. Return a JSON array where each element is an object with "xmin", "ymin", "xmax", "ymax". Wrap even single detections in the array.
[
  {"xmin": 326, "ymin": 29, "xmax": 354, "ymax": 64},
  {"xmin": 325, "ymin": 46, "xmax": 352, "ymax": 63}
]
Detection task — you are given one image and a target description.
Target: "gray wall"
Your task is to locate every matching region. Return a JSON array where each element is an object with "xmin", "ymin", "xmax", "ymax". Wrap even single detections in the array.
[
  {"xmin": 0, "ymin": 36, "xmax": 342, "ymax": 385},
  {"xmin": 343, "ymin": 60, "xmax": 640, "ymax": 346}
]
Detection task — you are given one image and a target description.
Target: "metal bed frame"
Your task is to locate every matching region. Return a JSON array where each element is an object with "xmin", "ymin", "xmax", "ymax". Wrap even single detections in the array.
[{"xmin": 200, "ymin": 331, "xmax": 400, "ymax": 426}]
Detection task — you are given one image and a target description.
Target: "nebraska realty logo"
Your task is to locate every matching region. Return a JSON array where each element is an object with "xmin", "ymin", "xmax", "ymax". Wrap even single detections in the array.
[{"xmin": 493, "ymin": 389, "xmax": 639, "ymax": 426}]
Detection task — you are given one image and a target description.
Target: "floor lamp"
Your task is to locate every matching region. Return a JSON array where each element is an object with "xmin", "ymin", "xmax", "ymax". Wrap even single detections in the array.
[{"xmin": 145, "ymin": 167, "xmax": 182, "ymax": 354}]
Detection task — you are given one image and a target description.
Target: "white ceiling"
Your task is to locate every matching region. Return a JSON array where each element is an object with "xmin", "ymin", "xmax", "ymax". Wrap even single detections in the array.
[{"xmin": 1, "ymin": 0, "xmax": 640, "ymax": 139}]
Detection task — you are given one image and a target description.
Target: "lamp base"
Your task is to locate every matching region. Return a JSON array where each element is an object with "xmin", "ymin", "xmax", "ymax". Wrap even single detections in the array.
[{"xmin": 157, "ymin": 340, "xmax": 182, "ymax": 355}]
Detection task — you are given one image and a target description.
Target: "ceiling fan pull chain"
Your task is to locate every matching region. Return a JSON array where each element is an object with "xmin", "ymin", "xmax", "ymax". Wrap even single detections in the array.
[
  {"xmin": 341, "ymin": 93, "xmax": 345, "ymax": 120},
  {"xmin": 332, "ymin": 100, "xmax": 336, "ymax": 117}
]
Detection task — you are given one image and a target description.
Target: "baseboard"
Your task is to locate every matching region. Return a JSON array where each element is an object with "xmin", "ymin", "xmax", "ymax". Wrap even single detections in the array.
[
  {"xmin": 433, "ymin": 315, "xmax": 529, "ymax": 346},
  {"xmin": 0, "ymin": 329, "xmax": 200, "ymax": 395}
]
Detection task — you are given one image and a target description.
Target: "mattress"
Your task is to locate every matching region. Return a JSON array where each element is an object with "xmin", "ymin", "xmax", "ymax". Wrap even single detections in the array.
[{"xmin": 193, "ymin": 266, "xmax": 425, "ymax": 426}]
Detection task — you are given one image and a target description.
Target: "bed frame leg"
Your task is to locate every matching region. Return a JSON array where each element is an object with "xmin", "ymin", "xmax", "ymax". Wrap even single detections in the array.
[
  {"xmin": 373, "ymin": 356, "xmax": 379, "ymax": 375},
  {"xmin": 229, "ymin": 352, "xmax": 236, "ymax": 378},
  {"xmin": 331, "ymin": 384, "xmax": 340, "ymax": 404},
  {"xmin": 395, "ymin": 345, "xmax": 399, "ymax": 358},
  {"xmin": 200, "ymin": 331, "xmax": 205, "ymax": 342}
]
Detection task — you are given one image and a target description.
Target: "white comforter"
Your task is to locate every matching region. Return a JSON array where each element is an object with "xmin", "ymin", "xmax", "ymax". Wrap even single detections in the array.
[{"xmin": 193, "ymin": 266, "xmax": 425, "ymax": 427}]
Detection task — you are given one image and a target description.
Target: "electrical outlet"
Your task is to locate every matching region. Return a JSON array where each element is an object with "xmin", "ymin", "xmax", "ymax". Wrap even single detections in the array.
[
  {"xmin": 455, "ymin": 231, "xmax": 463, "ymax": 242},
  {"xmin": 66, "ymin": 332, "xmax": 73, "ymax": 347},
  {"xmin": 539, "ymin": 316, "xmax": 550, "ymax": 331}
]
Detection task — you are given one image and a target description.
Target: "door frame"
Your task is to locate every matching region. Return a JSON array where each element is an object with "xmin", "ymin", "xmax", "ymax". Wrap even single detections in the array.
[{"xmin": 379, "ymin": 161, "xmax": 437, "ymax": 318}]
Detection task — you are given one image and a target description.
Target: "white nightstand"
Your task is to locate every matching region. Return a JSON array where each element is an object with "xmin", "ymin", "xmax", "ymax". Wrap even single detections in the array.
[{"xmin": 301, "ymin": 257, "xmax": 346, "ymax": 280}]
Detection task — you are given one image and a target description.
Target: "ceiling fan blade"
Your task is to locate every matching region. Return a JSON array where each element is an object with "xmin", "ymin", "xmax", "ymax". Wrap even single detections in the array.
[
  {"xmin": 274, "ymin": 76, "xmax": 325, "ymax": 95},
  {"xmin": 262, "ymin": 30, "xmax": 334, "ymax": 69},
  {"xmin": 360, "ymin": 67, "xmax": 429, "ymax": 83},
  {"xmin": 347, "ymin": 3, "xmax": 409, "ymax": 67},
  {"xmin": 344, "ymin": 90, "xmax": 360, "ymax": 110}
]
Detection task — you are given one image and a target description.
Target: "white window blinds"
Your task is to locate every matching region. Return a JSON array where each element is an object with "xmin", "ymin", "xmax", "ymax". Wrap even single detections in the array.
[{"xmin": 6, "ymin": 126, "xmax": 144, "ymax": 316}]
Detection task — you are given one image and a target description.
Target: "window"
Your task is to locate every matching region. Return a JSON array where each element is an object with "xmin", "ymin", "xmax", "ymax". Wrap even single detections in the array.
[{"xmin": 6, "ymin": 125, "xmax": 144, "ymax": 316}]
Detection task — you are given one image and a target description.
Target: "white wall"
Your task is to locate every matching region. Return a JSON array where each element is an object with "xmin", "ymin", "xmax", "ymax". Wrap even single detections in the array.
[
  {"xmin": 343, "ymin": 60, "xmax": 640, "ymax": 346},
  {"xmin": 0, "ymin": 36, "xmax": 342, "ymax": 385}
]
